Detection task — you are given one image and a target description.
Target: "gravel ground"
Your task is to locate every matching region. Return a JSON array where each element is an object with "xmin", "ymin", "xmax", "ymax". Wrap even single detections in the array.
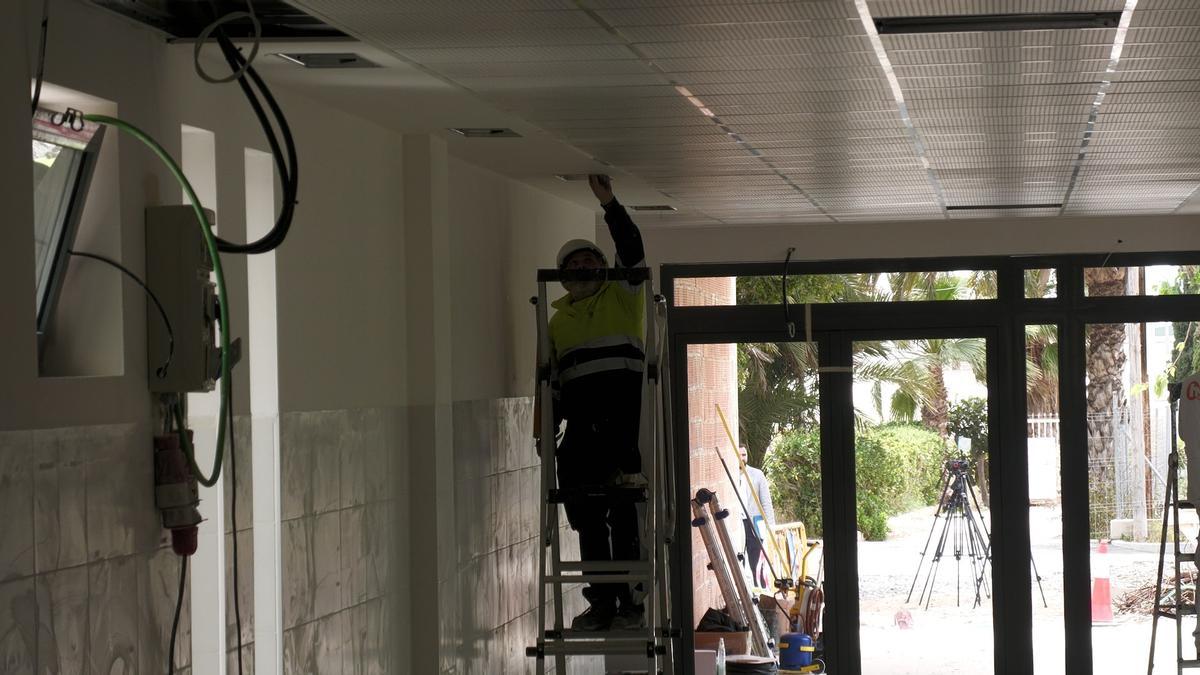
[{"xmin": 842, "ymin": 504, "xmax": 1193, "ymax": 674}]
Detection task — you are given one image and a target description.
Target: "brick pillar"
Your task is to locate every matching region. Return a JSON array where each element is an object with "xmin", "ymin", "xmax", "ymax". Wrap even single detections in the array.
[{"xmin": 675, "ymin": 277, "xmax": 740, "ymax": 625}]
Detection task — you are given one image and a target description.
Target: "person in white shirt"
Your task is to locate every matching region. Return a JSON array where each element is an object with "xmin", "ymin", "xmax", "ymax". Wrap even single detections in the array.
[{"xmin": 736, "ymin": 445, "xmax": 776, "ymax": 588}]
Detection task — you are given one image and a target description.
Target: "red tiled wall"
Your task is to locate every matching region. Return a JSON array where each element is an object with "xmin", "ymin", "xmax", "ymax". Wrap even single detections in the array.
[{"xmin": 674, "ymin": 277, "xmax": 741, "ymax": 626}]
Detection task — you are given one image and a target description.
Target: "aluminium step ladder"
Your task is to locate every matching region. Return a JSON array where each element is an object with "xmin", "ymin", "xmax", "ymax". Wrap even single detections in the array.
[
  {"xmin": 690, "ymin": 488, "xmax": 774, "ymax": 657},
  {"xmin": 526, "ymin": 266, "xmax": 678, "ymax": 675},
  {"xmin": 1149, "ymin": 383, "xmax": 1200, "ymax": 674}
]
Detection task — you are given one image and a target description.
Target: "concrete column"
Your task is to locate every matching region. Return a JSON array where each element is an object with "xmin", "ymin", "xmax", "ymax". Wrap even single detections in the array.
[{"xmin": 403, "ymin": 134, "xmax": 455, "ymax": 673}]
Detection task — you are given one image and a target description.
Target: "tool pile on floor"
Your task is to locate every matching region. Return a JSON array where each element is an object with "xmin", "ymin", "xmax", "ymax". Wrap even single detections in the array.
[{"xmin": 691, "ymin": 485, "xmax": 826, "ymax": 675}]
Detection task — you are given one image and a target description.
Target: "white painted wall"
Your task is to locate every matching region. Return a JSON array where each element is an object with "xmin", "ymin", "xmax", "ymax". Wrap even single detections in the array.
[{"xmin": 448, "ymin": 157, "xmax": 595, "ymax": 400}]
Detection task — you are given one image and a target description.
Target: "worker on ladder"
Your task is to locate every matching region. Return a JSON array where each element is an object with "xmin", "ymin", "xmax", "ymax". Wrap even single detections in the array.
[{"xmin": 537, "ymin": 174, "xmax": 648, "ymax": 632}]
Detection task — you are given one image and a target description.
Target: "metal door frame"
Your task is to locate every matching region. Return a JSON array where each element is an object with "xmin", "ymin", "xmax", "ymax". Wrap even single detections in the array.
[{"xmin": 663, "ymin": 251, "xmax": 1200, "ymax": 674}]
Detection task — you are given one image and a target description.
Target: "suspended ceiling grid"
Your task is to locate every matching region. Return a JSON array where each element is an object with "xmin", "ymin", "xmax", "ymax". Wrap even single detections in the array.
[{"xmin": 290, "ymin": 0, "xmax": 1200, "ymax": 225}]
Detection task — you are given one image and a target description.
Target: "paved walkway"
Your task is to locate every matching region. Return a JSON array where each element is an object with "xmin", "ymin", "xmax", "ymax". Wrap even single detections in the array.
[{"xmin": 848, "ymin": 504, "xmax": 1193, "ymax": 674}]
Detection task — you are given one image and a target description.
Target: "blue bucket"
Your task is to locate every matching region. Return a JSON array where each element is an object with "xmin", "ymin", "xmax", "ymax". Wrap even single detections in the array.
[{"xmin": 778, "ymin": 632, "xmax": 814, "ymax": 669}]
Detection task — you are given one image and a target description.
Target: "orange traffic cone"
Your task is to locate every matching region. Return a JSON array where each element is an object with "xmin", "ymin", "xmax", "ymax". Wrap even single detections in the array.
[{"xmin": 1092, "ymin": 539, "xmax": 1114, "ymax": 624}]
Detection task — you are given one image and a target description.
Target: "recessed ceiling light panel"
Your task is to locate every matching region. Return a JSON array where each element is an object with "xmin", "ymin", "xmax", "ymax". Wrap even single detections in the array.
[
  {"xmin": 275, "ymin": 52, "xmax": 379, "ymax": 68},
  {"xmin": 449, "ymin": 128, "xmax": 521, "ymax": 138},
  {"xmin": 946, "ymin": 203, "xmax": 1063, "ymax": 210},
  {"xmin": 874, "ymin": 12, "xmax": 1122, "ymax": 34}
]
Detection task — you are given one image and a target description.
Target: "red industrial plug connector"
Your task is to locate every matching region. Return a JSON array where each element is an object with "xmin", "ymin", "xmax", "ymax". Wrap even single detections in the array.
[{"xmin": 154, "ymin": 432, "xmax": 201, "ymax": 556}]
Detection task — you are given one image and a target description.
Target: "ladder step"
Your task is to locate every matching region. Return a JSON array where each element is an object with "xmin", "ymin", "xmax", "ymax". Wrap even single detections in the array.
[
  {"xmin": 547, "ymin": 628, "xmax": 656, "ymax": 641},
  {"xmin": 548, "ymin": 486, "xmax": 647, "ymax": 504},
  {"xmin": 1181, "ymin": 659, "xmax": 1200, "ymax": 668},
  {"xmin": 1160, "ymin": 603, "xmax": 1199, "ymax": 616},
  {"xmin": 546, "ymin": 573, "xmax": 652, "ymax": 584},
  {"xmin": 528, "ymin": 641, "xmax": 661, "ymax": 657},
  {"xmin": 559, "ymin": 561, "xmax": 651, "ymax": 573},
  {"xmin": 1180, "ymin": 501, "xmax": 1197, "ymax": 510}
]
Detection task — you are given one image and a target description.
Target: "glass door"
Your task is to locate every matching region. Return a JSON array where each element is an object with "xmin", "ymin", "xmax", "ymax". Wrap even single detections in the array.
[{"xmin": 849, "ymin": 333, "xmax": 999, "ymax": 674}]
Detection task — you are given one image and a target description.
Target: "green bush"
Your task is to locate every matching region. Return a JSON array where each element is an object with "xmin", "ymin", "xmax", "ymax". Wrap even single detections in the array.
[
  {"xmin": 763, "ymin": 423, "xmax": 950, "ymax": 541},
  {"xmin": 762, "ymin": 430, "xmax": 822, "ymax": 535},
  {"xmin": 862, "ymin": 424, "xmax": 948, "ymax": 509}
]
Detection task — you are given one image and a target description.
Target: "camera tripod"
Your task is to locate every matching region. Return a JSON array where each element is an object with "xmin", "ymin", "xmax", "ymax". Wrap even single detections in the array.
[{"xmin": 906, "ymin": 459, "xmax": 1048, "ymax": 609}]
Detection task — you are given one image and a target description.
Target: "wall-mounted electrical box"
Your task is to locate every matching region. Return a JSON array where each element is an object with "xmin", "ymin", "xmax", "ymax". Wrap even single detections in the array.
[{"xmin": 146, "ymin": 205, "xmax": 219, "ymax": 393}]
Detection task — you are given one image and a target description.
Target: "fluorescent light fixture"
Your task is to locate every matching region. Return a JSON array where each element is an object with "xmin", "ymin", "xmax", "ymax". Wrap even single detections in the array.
[
  {"xmin": 874, "ymin": 12, "xmax": 1122, "ymax": 34},
  {"xmin": 555, "ymin": 174, "xmax": 589, "ymax": 182},
  {"xmin": 947, "ymin": 203, "xmax": 1063, "ymax": 210},
  {"xmin": 628, "ymin": 205, "xmax": 677, "ymax": 212},
  {"xmin": 274, "ymin": 52, "xmax": 380, "ymax": 68},
  {"xmin": 448, "ymin": 128, "xmax": 521, "ymax": 138}
]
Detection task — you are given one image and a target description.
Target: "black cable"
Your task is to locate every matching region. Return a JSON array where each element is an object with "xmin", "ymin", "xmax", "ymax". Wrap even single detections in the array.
[
  {"xmin": 68, "ymin": 250, "xmax": 173, "ymax": 378},
  {"xmin": 228, "ymin": 382, "xmax": 245, "ymax": 675},
  {"xmin": 196, "ymin": 14, "xmax": 298, "ymax": 255},
  {"xmin": 30, "ymin": 0, "xmax": 49, "ymax": 116},
  {"xmin": 215, "ymin": 33, "xmax": 298, "ymax": 254},
  {"xmin": 168, "ymin": 554, "xmax": 187, "ymax": 675}
]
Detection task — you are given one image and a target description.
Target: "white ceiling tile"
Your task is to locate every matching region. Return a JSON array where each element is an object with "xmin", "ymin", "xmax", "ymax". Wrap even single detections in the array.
[{"xmin": 290, "ymin": 0, "xmax": 1200, "ymax": 222}]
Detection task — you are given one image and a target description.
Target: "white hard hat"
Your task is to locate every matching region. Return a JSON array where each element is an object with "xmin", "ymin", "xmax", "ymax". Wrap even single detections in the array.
[{"xmin": 556, "ymin": 239, "xmax": 607, "ymax": 268}]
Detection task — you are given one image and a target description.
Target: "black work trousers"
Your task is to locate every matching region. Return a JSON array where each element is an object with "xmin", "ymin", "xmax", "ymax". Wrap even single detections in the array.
[{"xmin": 555, "ymin": 370, "xmax": 644, "ymax": 610}]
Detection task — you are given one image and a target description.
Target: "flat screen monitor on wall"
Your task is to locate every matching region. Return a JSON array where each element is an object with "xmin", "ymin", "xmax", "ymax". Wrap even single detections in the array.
[{"xmin": 32, "ymin": 109, "xmax": 105, "ymax": 350}]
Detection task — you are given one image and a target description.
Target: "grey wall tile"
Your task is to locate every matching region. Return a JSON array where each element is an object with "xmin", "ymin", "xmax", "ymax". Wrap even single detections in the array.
[
  {"xmin": 226, "ymin": 530, "xmax": 254, "ymax": 648},
  {"xmin": 340, "ymin": 507, "xmax": 365, "ymax": 609},
  {"xmin": 84, "ymin": 425, "xmax": 154, "ymax": 562},
  {"xmin": 345, "ymin": 599, "xmax": 384, "ymax": 675},
  {"xmin": 0, "ymin": 431, "xmax": 35, "ymax": 581},
  {"xmin": 226, "ymin": 644, "xmax": 254, "ymax": 675},
  {"xmin": 498, "ymin": 471, "xmax": 519, "ymax": 551},
  {"xmin": 363, "ymin": 504, "xmax": 389, "ymax": 602},
  {"xmin": 88, "ymin": 556, "xmax": 137, "ymax": 675},
  {"xmin": 0, "ymin": 577, "xmax": 37, "ymax": 673},
  {"xmin": 32, "ymin": 428, "xmax": 87, "ymax": 573},
  {"xmin": 315, "ymin": 612, "xmax": 345, "ymax": 675},
  {"xmin": 281, "ymin": 519, "xmax": 314, "ymax": 630},
  {"xmin": 340, "ymin": 410, "xmax": 370, "ymax": 510},
  {"xmin": 36, "ymin": 566, "xmax": 89, "ymax": 675},
  {"xmin": 282, "ymin": 622, "xmax": 315, "ymax": 675},
  {"xmin": 453, "ymin": 476, "xmax": 482, "ymax": 565},
  {"xmin": 223, "ymin": 416, "xmax": 254, "ymax": 534},
  {"xmin": 310, "ymin": 414, "xmax": 344, "ymax": 516},
  {"xmin": 136, "ymin": 548, "xmax": 189, "ymax": 675},
  {"xmin": 497, "ymin": 399, "xmax": 520, "ymax": 475},
  {"xmin": 280, "ymin": 414, "xmax": 312, "ymax": 521},
  {"xmin": 313, "ymin": 513, "xmax": 342, "ymax": 620}
]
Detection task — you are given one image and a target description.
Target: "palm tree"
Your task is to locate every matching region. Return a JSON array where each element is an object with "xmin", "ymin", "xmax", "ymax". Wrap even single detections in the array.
[
  {"xmin": 1084, "ymin": 266, "xmax": 1129, "ymax": 535},
  {"xmin": 1026, "ymin": 323, "xmax": 1060, "ymax": 416},
  {"xmin": 854, "ymin": 337, "xmax": 987, "ymax": 436}
]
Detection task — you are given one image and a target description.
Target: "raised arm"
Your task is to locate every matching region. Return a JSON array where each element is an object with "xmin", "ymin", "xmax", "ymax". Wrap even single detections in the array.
[{"xmin": 589, "ymin": 174, "xmax": 645, "ymax": 269}]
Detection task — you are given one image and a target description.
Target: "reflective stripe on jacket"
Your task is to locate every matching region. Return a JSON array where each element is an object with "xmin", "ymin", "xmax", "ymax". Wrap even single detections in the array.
[{"xmin": 549, "ymin": 279, "xmax": 645, "ymax": 385}]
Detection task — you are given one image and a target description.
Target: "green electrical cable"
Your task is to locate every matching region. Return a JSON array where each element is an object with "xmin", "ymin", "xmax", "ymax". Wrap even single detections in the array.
[{"xmin": 83, "ymin": 113, "xmax": 230, "ymax": 488}]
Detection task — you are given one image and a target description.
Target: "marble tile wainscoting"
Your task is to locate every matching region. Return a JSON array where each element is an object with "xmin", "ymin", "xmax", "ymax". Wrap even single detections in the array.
[
  {"xmin": 279, "ymin": 408, "xmax": 402, "ymax": 675},
  {"xmin": 444, "ymin": 398, "xmax": 601, "ymax": 675},
  {"xmin": 0, "ymin": 422, "xmax": 194, "ymax": 674}
]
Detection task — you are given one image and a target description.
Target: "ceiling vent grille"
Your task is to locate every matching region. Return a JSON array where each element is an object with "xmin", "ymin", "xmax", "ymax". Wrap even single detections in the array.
[
  {"xmin": 874, "ymin": 12, "xmax": 1122, "ymax": 34},
  {"xmin": 629, "ymin": 205, "xmax": 677, "ymax": 212}
]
